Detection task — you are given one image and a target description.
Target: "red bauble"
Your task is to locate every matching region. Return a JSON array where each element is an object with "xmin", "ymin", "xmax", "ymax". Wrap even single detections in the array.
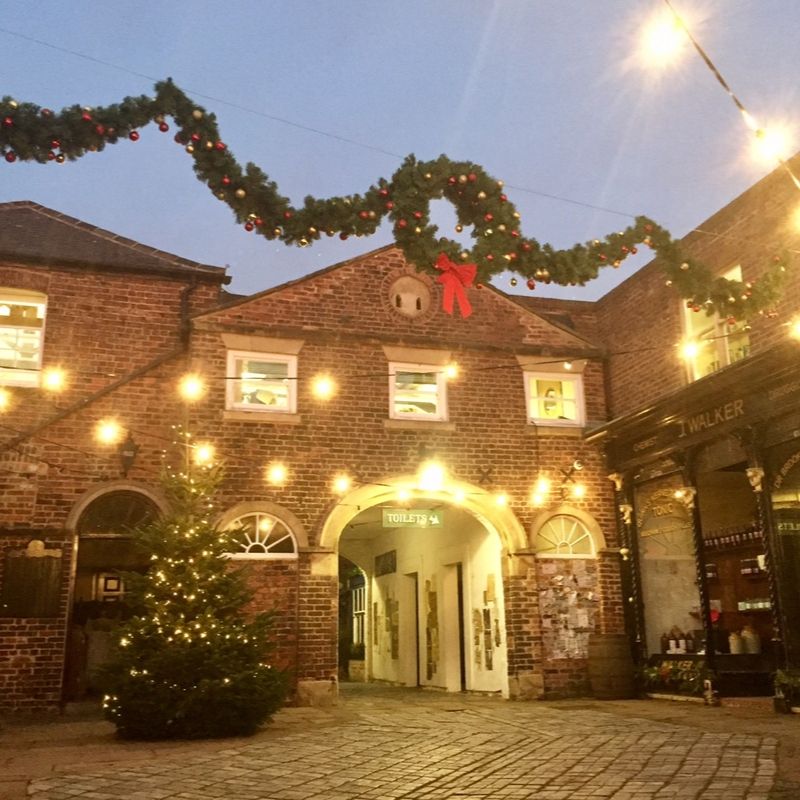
[
  {"xmin": 2, "ymin": 116, "xmax": 13, "ymax": 127},
  {"xmin": 521, "ymin": 243, "xmax": 531, "ymax": 252},
  {"xmin": 484, "ymin": 213, "xmax": 493, "ymax": 222},
  {"xmin": 50, "ymin": 139, "xmax": 60, "ymax": 149},
  {"xmin": 244, "ymin": 221, "xmax": 255, "ymax": 232},
  {"xmin": 511, "ymin": 231, "xmax": 519, "ymax": 238},
  {"xmin": 621, "ymin": 245, "xmax": 629, "ymax": 253},
  {"xmin": 40, "ymin": 108, "xmax": 53, "ymax": 117},
  {"xmin": 378, "ymin": 188, "xmax": 389, "ymax": 197},
  {"xmin": 527, "ymin": 278, "xmax": 536, "ymax": 290},
  {"xmin": 413, "ymin": 211, "xmax": 423, "ymax": 220},
  {"xmin": 339, "ymin": 232, "xmax": 349, "ymax": 240},
  {"xmin": 631, "ymin": 246, "xmax": 638, "ymax": 255},
  {"xmin": 599, "ymin": 254, "xmax": 607, "ymax": 261},
  {"xmin": 283, "ymin": 211, "xmax": 293, "ymax": 220},
  {"xmin": 397, "ymin": 219, "xmax": 408, "ymax": 229},
  {"xmin": 468, "ymin": 173, "xmax": 477, "ymax": 182},
  {"xmin": 95, "ymin": 124, "xmax": 105, "ymax": 136},
  {"xmin": 359, "ymin": 210, "xmax": 369, "ymax": 220},
  {"xmin": 499, "ymin": 194, "xmax": 507, "ymax": 202},
  {"xmin": 4, "ymin": 152, "xmax": 16, "ymax": 163},
  {"xmin": 159, "ymin": 122, "xmax": 170, "ymax": 133},
  {"xmin": 81, "ymin": 112, "xmax": 92, "ymax": 122},
  {"xmin": 254, "ymin": 217, "xmax": 263, "ymax": 227},
  {"xmin": 47, "ymin": 151, "xmax": 56, "ymax": 161},
  {"xmin": 727, "ymin": 316, "xmax": 737, "ymax": 325},
  {"xmin": 644, "ymin": 224, "xmax": 653, "ymax": 233},
  {"xmin": 189, "ymin": 133, "xmax": 200, "ymax": 142},
  {"xmin": 486, "ymin": 254, "xmax": 494, "ymax": 262},
  {"xmin": 447, "ymin": 176, "xmax": 457, "ymax": 185},
  {"xmin": 129, "ymin": 131, "xmax": 140, "ymax": 141},
  {"xmin": 221, "ymin": 176, "xmax": 231, "ymax": 186},
  {"xmin": 215, "ymin": 141, "xmax": 226, "ymax": 151},
  {"xmin": 385, "ymin": 201, "xmax": 394, "ymax": 210}
]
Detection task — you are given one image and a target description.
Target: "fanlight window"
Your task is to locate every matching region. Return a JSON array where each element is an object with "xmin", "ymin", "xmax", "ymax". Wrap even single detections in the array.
[
  {"xmin": 534, "ymin": 514, "xmax": 596, "ymax": 558},
  {"xmin": 225, "ymin": 512, "xmax": 298, "ymax": 560}
]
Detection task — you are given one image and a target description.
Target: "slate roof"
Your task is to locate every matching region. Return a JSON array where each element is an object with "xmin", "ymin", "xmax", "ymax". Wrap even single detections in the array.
[{"xmin": 0, "ymin": 201, "xmax": 229, "ymax": 282}]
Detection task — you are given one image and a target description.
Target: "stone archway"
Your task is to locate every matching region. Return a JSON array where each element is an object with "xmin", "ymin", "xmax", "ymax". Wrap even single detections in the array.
[{"xmin": 320, "ymin": 475, "xmax": 528, "ymax": 699}]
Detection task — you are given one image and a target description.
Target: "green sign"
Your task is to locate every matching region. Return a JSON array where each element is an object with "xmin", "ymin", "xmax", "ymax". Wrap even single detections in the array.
[{"xmin": 382, "ymin": 509, "xmax": 443, "ymax": 528}]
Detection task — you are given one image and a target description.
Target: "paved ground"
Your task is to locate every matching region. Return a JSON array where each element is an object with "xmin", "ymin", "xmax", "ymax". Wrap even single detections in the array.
[{"xmin": 1, "ymin": 685, "xmax": 798, "ymax": 800}]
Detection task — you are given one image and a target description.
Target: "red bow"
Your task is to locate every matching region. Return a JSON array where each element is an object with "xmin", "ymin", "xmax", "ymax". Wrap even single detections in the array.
[{"xmin": 435, "ymin": 253, "xmax": 477, "ymax": 318}]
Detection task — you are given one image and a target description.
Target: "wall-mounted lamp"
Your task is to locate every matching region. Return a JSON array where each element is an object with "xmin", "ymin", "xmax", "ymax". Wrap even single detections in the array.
[{"xmin": 118, "ymin": 433, "xmax": 139, "ymax": 477}]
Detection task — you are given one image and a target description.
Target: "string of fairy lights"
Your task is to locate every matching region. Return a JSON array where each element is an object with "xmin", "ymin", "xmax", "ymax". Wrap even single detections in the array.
[{"xmin": 3, "ymin": 312, "xmax": 800, "ymax": 512}]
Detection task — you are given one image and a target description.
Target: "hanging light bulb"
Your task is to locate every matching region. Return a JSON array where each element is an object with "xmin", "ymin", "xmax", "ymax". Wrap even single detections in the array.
[
  {"xmin": 417, "ymin": 460, "xmax": 447, "ymax": 491},
  {"xmin": 179, "ymin": 373, "xmax": 205, "ymax": 402},
  {"xmin": 193, "ymin": 442, "xmax": 215, "ymax": 466},
  {"xmin": 443, "ymin": 362, "xmax": 460, "ymax": 380},
  {"xmin": 640, "ymin": 10, "xmax": 687, "ymax": 67},
  {"xmin": 0, "ymin": 387, "xmax": 11, "ymax": 411},
  {"xmin": 311, "ymin": 374, "xmax": 336, "ymax": 400},
  {"xmin": 790, "ymin": 317, "xmax": 800, "ymax": 341},
  {"xmin": 571, "ymin": 483, "xmax": 587, "ymax": 500},
  {"xmin": 95, "ymin": 418, "xmax": 123, "ymax": 445},
  {"xmin": 266, "ymin": 461, "xmax": 288, "ymax": 486},
  {"xmin": 679, "ymin": 339, "xmax": 702, "ymax": 361},
  {"xmin": 534, "ymin": 475, "xmax": 551, "ymax": 495},
  {"xmin": 41, "ymin": 366, "xmax": 67, "ymax": 392},
  {"xmin": 332, "ymin": 473, "xmax": 352, "ymax": 494}
]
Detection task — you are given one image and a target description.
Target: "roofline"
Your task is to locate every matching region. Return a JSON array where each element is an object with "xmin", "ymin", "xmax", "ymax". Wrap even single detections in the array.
[
  {"xmin": 0, "ymin": 201, "xmax": 230, "ymax": 283},
  {"xmin": 193, "ymin": 242, "xmax": 399, "ymax": 318}
]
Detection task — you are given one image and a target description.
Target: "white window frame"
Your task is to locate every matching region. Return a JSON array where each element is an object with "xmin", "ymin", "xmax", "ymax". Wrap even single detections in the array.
[
  {"xmin": 524, "ymin": 372, "xmax": 585, "ymax": 427},
  {"xmin": 224, "ymin": 511, "xmax": 299, "ymax": 561},
  {"xmin": 533, "ymin": 514, "xmax": 596, "ymax": 559},
  {"xmin": 0, "ymin": 288, "xmax": 47, "ymax": 387},
  {"xmin": 225, "ymin": 350, "xmax": 297, "ymax": 414},
  {"xmin": 682, "ymin": 265, "xmax": 750, "ymax": 383},
  {"xmin": 389, "ymin": 362, "xmax": 448, "ymax": 421}
]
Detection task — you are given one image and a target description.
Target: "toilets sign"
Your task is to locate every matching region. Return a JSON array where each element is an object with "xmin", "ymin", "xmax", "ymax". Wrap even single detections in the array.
[{"xmin": 382, "ymin": 509, "xmax": 443, "ymax": 528}]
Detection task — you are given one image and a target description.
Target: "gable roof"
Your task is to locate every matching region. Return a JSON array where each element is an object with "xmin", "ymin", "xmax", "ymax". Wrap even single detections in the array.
[
  {"xmin": 0, "ymin": 201, "xmax": 229, "ymax": 283},
  {"xmin": 196, "ymin": 244, "xmax": 601, "ymax": 355}
]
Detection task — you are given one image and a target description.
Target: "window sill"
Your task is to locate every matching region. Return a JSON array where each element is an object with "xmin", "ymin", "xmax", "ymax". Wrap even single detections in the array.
[
  {"xmin": 525, "ymin": 424, "xmax": 584, "ymax": 437},
  {"xmin": 223, "ymin": 410, "xmax": 302, "ymax": 425},
  {"xmin": 384, "ymin": 418, "xmax": 456, "ymax": 432}
]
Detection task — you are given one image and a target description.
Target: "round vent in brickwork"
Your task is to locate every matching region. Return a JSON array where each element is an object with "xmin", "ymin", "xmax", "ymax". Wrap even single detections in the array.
[{"xmin": 387, "ymin": 275, "xmax": 432, "ymax": 319}]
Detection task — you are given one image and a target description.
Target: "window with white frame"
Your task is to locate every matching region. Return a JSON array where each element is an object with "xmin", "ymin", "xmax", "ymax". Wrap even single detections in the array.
[
  {"xmin": 390, "ymin": 362, "xmax": 447, "ymax": 420},
  {"xmin": 226, "ymin": 351, "xmax": 297, "ymax": 413},
  {"xmin": 683, "ymin": 265, "xmax": 750, "ymax": 383},
  {"xmin": 0, "ymin": 289, "xmax": 46, "ymax": 387},
  {"xmin": 534, "ymin": 514, "xmax": 596, "ymax": 558},
  {"xmin": 224, "ymin": 512, "xmax": 298, "ymax": 560},
  {"xmin": 525, "ymin": 373, "xmax": 584, "ymax": 427}
]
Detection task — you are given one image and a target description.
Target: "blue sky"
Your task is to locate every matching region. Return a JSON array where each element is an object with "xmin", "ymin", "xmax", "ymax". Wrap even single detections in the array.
[{"xmin": 2, "ymin": 1, "xmax": 799, "ymax": 299}]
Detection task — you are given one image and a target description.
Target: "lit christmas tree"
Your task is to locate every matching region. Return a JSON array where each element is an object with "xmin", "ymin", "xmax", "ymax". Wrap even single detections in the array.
[{"xmin": 101, "ymin": 464, "xmax": 287, "ymax": 739}]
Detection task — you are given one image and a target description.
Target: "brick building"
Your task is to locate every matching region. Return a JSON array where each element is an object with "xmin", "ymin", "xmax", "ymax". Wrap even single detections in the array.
[{"xmin": 2, "ymin": 154, "xmax": 799, "ymax": 712}]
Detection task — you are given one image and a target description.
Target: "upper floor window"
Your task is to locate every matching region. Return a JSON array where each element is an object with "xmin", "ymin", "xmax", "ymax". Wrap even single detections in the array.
[
  {"xmin": 525, "ymin": 373, "xmax": 584, "ymax": 427},
  {"xmin": 683, "ymin": 265, "xmax": 750, "ymax": 383},
  {"xmin": 226, "ymin": 351, "xmax": 297, "ymax": 413},
  {"xmin": 0, "ymin": 289, "xmax": 46, "ymax": 387},
  {"xmin": 224, "ymin": 512, "xmax": 298, "ymax": 560},
  {"xmin": 390, "ymin": 362, "xmax": 447, "ymax": 421}
]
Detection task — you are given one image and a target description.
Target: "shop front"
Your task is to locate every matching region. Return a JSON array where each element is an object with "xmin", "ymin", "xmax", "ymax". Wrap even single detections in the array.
[{"xmin": 588, "ymin": 342, "xmax": 800, "ymax": 698}]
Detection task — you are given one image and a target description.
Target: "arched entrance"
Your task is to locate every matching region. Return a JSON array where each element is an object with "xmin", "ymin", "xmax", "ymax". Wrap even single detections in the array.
[
  {"xmin": 64, "ymin": 484, "xmax": 164, "ymax": 699},
  {"xmin": 322, "ymin": 475, "xmax": 527, "ymax": 698}
]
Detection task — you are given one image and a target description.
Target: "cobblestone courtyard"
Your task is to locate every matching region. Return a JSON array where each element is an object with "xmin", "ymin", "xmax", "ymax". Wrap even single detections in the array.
[{"xmin": 1, "ymin": 686, "xmax": 793, "ymax": 800}]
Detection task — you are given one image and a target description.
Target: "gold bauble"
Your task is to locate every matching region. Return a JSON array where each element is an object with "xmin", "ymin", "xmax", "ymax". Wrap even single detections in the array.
[
  {"xmin": 497, "ymin": 180, "xmax": 504, "ymax": 188},
  {"xmin": 308, "ymin": 227, "xmax": 317, "ymax": 235},
  {"xmin": 273, "ymin": 228, "xmax": 282, "ymax": 237},
  {"xmin": 455, "ymin": 224, "xmax": 463, "ymax": 233},
  {"xmin": 368, "ymin": 210, "xmax": 376, "ymax": 219},
  {"xmin": 665, "ymin": 280, "xmax": 672, "ymax": 287},
  {"xmin": 458, "ymin": 174, "xmax": 468, "ymax": 184},
  {"xmin": 424, "ymin": 172, "xmax": 432, "ymax": 179},
  {"xmin": 192, "ymin": 109, "xmax": 204, "ymax": 120},
  {"xmin": 504, "ymin": 255, "xmax": 513, "ymax": 263},
  {"xmin": 460, "ymin": 251, "xmax": 470, "ymax": 260},
  {"xmin": 512, "ymin": 212, "xmax": 520, "ymax": 219},
  {"xmin": 680, "ymin": 262, "xmax": 689, "ymax": 271},
  {"xmin": 509, "ymin": 275, "xmax": 517, "ymax": 284},
  {"xmin": 414, "ymin": 226, "xmax": 422, "ymax": 234},
  {"xmin": 9, "ymin": 100, "xmax": 18, "ymax": 109},
  {"xmin": 185, "ymin": 145, "xmax": 195, "ymax": 154},
  {"xmin": 205, "ymin": 141, "xmax": 214, "ymax": 150},
  {"xmin": 217, "ymin": 192, "xmax": 226, "ymax": 200},
  {"xmin": 235, "ymin": 188, "xmax": 246, "ymax": 199},
  {"xmin": 477, "ymin": 191, "xmax": 487, "ymax": 200},
  {"xmin": 485, "ymin": 228, "xmax": 493, "ymax": 236},
  {"xmin": 299, "ymin": 238, "xmax": 309, "ymax": 247},
  {"xmin": 498, "ymin": 224, "xmax": 506, "ymax": 232}
]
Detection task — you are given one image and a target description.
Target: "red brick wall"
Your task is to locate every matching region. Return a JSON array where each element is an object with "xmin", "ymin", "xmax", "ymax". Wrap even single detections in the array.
[
  {"xmin": 596, "ymin": 157, "xmax": 800, "ymax": 418},
  {"xmin": 0, "ymin": 260, "xmax": 223, "ymax": 710}
]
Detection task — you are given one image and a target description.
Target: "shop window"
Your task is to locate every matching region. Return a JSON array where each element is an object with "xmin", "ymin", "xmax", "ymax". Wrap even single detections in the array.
[
  {"xmin": 525, "ymin": 373, "xmax": 584, "ymax": 427},
  {"xmin": 226, "ymin": 351, "xmax": 297, "ymax": 413},
  {"xmin": 0, "ymin": 288, "xmax": 46, "ymax": 387},
  {"xmin": 389, "ymin": 362, "xmax": 447, "ymax": 421},
  {"xmin": 224, "ymin": 512, "xmax": 298, "ymax": 560},
  {"xmin": 683, "ymin": 265, "xmax": 750, "ymax": 382},
  {"xmin": 534, "ymin": 514, "xmax": 596, "ymax": 558},
  {"xmin": 76, "ymin": 490, "xmax": 160, "ymax": 536}
]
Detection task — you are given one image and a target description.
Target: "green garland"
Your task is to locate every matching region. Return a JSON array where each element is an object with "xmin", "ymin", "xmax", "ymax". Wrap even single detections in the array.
[{"xmin": 0, "ymin": 79, "xmax": 789, "ymax": 319}]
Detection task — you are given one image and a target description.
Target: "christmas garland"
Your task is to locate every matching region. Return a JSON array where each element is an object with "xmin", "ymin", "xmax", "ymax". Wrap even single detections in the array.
[{"xmin": 0, "ymin": 79, "xmax": 789, "ymax": 319}]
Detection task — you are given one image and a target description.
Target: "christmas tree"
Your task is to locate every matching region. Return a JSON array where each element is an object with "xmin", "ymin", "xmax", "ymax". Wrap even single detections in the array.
[{"xmin": 101, "ymin": 465, "xmax": 287, "ymax": 739}]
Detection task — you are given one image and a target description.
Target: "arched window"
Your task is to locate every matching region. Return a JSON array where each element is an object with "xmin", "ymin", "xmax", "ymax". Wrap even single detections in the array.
[
  {"xmin": 224, "ymin": 512, "xmax": 298, "ymax": 560},
  {"xmin": 534, "ymin": 513, "xmax": 596, "ymax": 558},
  {"xmin": 76, "ymin": 490, "xmax": 159, "ymax": 536}
]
